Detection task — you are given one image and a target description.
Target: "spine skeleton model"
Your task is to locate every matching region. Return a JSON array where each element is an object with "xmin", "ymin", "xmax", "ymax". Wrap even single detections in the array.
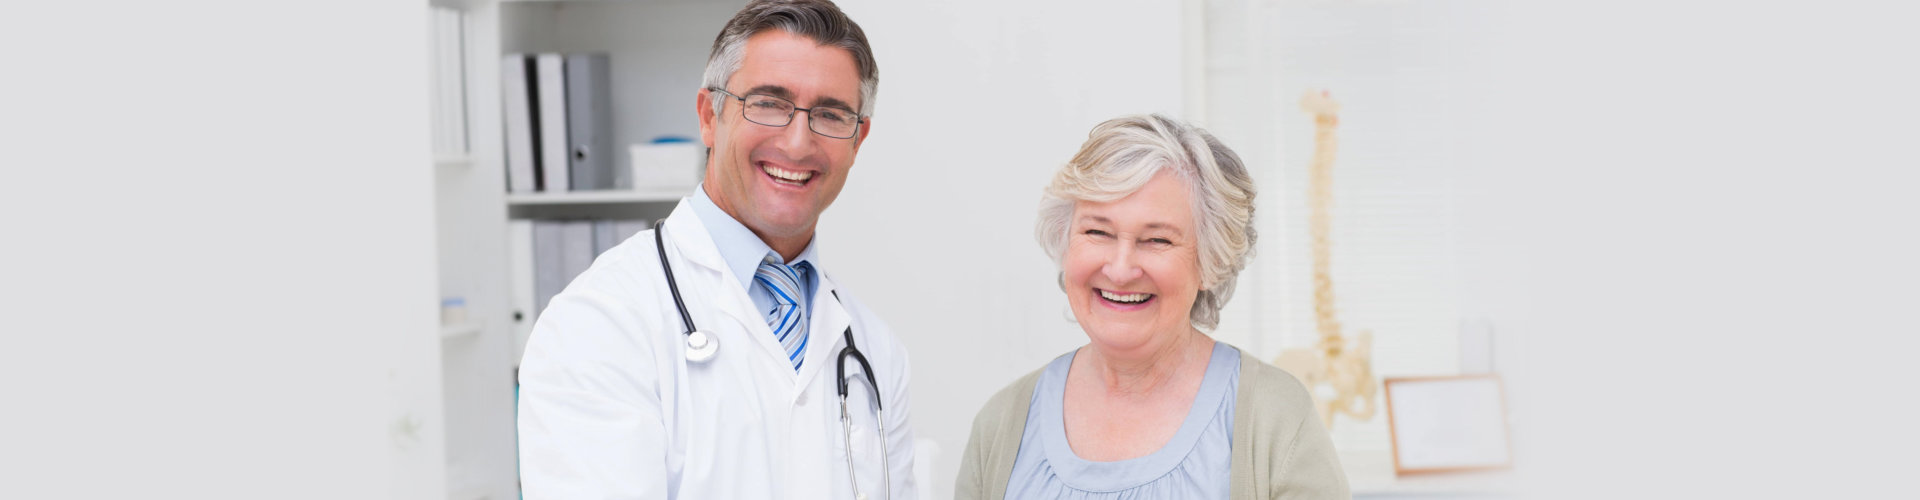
[{"xmin": 1276, "ymin": 90, "xmax": 1378, "ymax": 429}]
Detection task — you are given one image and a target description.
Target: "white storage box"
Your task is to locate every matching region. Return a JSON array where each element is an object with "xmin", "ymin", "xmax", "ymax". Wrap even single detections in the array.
[{"xmin": 629, "ymin": 142, "xmax": 705, "ymax": 190}]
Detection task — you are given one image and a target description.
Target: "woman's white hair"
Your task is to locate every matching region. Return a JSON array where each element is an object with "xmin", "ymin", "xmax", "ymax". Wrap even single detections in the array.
[{"xmin": 1035, "ymin": 114, "xmax": 1257, "ymax": 331}]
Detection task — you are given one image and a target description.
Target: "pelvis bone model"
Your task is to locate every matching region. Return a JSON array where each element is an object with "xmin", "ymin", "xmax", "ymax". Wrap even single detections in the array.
[{"xmin": 1274, "ymin": 90, "xmax": 1378, "ymax": 429}]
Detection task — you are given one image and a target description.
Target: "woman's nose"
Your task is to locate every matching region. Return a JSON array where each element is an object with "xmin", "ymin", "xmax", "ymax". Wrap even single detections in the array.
[{"xmin": 1101, "ymin": 244, "xmax": 1143, "ymax": 284}]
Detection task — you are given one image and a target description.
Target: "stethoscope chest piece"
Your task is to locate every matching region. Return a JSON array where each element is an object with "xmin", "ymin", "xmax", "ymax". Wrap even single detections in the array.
[{"xmin": 684, "ymin": 329, "xmax": 718, "ymax": 363}]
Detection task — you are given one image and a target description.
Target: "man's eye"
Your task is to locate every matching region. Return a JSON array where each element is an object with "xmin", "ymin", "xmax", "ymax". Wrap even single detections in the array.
[
  {"xmin": 749, "ymin": 99, "xmax": 788, "ymax": 110},
  {"xmin": 814, "ymin": 108, "xmax": 853, "ymax": 123}
]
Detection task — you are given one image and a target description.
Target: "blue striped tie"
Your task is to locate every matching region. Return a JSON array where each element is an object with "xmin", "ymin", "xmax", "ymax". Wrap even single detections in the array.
[{"xmin": 754, "ymin": 256, "xmax": 808, "ymax": 372}]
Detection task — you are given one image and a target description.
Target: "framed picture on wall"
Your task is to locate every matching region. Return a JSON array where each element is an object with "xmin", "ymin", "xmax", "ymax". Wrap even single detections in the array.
[{"xmin": 1383, "ymin": 374, "xmax": 1513, "ymax": 475}]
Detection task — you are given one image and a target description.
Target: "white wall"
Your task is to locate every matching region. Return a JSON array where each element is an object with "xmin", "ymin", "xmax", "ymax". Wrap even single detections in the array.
[
  {"xmin": 1482, "ymin": 2, "xmax": 1920, "ymax": 498},
  {"xmin": 2, "ymin": 2, "xmax": 443, "ymax": 499},
  {"xmin": 820, "ymin": 0, "xmax": 1188, "ymax": 495}
]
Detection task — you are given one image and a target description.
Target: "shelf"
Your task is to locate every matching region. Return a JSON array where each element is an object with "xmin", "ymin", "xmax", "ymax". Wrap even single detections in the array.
[
  {"xmin": 506, "ymin": 188, "xmax": 686, "ymax": 219},
  {"xmin": 435, "ymin": 154, "xmax": 473, "ymax": 168},
  {"xmin": 440, "ymin": 322, "xmax": 483, "ymax": 340},
  {"xmin": 506, "ymin": 188, "xmax": 684, "ymax": 205}
]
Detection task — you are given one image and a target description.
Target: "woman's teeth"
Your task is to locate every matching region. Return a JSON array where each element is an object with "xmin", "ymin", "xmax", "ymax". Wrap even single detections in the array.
[
  {"xmin": 1099, "ymin": 289, "xmax": 1152, "ymax": 304},
  {"xmin": 763, "ymin": 164, "xmax": 813, "ymax": 184}
]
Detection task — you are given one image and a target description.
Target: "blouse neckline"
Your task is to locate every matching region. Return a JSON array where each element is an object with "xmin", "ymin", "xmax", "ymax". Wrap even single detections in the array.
[{"xmin": 1037, "ymin": 341, "xmax": 1237, "ymax": 491}]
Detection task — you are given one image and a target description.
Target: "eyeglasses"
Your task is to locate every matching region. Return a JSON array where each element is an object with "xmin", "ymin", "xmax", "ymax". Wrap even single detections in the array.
[{"xmin": 708, "ymin": 87, "xmax": 864, "ymax": 139}]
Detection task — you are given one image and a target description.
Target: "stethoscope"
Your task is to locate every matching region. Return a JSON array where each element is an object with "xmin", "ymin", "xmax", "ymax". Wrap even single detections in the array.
[{"xmin": 653, "ymin": 220, "xmax": 893, "ymax": 500}]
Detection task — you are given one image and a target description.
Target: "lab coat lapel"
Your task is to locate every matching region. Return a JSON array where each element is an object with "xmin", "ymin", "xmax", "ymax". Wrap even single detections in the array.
[
  {"xmin": 661, "ymin": 201, "xmax": 730, "ymax": 275},
  {"xmin": 664, "ymin": 203, "xmax": 805, "ymax": 374},
  {"xmin": 794, "ymin": 272, "xmax": 852, "ymax": 398}
]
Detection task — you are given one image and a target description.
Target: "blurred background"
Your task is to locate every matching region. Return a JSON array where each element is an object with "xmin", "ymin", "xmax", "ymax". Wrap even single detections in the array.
[{"xmin": 4, "ymin": 0, "xmax": 1916, "ymax": 499}]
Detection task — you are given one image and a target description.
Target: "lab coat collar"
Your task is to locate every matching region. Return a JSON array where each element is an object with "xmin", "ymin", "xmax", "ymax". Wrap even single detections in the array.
[
  {"xmin": 687, "ymin": 185, "xmax": 823, "ymax": 293},
  {"xmin": 661, "ymin": 199, "xmax": 731, "ymax": 277}
]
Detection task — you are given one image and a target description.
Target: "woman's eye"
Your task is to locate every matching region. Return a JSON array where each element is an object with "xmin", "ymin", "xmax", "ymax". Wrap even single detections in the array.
[
  {"xmin": 1083, "ymin": 229, "xmax": 1112, "ymax": 238},
  {"xmin": 1145, "ymin": 238, "xmax": 1174, "ymax": 246}
]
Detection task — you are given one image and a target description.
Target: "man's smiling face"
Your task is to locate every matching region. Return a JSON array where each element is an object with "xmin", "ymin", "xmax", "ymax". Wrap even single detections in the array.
[{"xmin": 699, "ymin": 29, "xmax": 870, "ymax": 249}]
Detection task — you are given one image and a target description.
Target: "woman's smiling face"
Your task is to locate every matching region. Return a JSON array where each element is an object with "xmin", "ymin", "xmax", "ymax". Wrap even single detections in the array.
[{"xmin": 1063, "ymin": 170, "xmax": 1204, "ymax": 352}]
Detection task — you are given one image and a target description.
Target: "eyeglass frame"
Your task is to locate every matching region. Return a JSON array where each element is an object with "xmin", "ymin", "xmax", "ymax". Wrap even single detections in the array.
[{"xmin": 706, "ymin": 87, "xmax": 866, "ymax": 140}]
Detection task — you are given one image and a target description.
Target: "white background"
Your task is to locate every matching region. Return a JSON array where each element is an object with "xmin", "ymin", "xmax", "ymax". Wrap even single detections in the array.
[{"xmin": 5, "ymin": 0, "xmax": 1919, "ymax": 499}]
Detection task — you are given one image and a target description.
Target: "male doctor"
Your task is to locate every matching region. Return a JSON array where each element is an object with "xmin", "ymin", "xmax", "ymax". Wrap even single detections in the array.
[{"xmin": 516, "ymin": 1, "xmax": 915, "ymax": 498}]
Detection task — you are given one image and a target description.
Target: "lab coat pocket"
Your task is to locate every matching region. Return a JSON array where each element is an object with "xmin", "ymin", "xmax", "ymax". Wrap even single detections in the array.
[{"xmin": 830, "ymin": 371, "xmax": 888, "ymax": 495}]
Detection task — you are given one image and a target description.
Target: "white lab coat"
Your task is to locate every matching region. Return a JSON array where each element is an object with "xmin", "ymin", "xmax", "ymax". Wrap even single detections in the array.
[{"xmin": 518, "ymin": 200, "xmax": 916, "ymax": 500}]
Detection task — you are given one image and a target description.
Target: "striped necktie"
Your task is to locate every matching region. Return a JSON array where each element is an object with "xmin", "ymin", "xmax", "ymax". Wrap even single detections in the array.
[{"xmin": 754, "ymin": 256, "xmax": 808, "ymax": 372}]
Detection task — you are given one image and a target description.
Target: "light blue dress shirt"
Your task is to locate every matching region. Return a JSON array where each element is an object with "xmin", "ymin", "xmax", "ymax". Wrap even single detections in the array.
[
  {"xmin": 1004, "ymin": 342, "xmax": 1240, "ymax": 499},
  {"xmin": 687, "ymin": 185, "xmax": 819, "ymax": 323}
]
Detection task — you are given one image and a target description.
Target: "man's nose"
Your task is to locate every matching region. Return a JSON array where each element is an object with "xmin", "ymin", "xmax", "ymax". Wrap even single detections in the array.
[{"xmin": 774, "ymin": 110, "xmax": 819, "ymax": 154}]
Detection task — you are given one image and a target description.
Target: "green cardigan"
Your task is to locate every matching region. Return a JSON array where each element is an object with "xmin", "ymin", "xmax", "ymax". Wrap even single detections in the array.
[{"xmin": 953, "ymin": 345, "xmax": 1351, "ymax": 500}]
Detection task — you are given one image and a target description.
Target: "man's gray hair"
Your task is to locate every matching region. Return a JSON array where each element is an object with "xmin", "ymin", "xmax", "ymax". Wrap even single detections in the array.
[
  {"xmin": 1035, "ymin": 114, "xmax": 1258, "ymax": 331},
  {"xmin": 703, "ymin": 0, "xmax": 879, "ymax": 118}
]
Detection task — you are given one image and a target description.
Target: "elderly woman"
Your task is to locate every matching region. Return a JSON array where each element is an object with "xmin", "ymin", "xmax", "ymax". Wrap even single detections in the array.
[{"xmin": 956, "ymin": 115, "xmax": 1348, "ymax": 500}]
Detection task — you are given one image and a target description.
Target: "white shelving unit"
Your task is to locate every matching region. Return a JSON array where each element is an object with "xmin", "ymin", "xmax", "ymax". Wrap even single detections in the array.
[
  {"xmin": 440, "ymin": 322, "xmax": 484, "ymax": 339},
  {"xmin": 426, "ymin": 1, "xmax": 736, "ymax": 499},
  {"xmin": 435, "ymin": 155, "xmax": 475, "ymax": 168}
]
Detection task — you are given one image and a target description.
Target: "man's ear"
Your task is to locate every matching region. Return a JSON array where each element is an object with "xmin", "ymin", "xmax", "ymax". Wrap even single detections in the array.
[
  {"xmin": 851, "ymin": 116, "xmax": 872, "ymax": 153},
  {"xmin": 697, "ymin": 88, "xmax": 718, "ymax": 148}
]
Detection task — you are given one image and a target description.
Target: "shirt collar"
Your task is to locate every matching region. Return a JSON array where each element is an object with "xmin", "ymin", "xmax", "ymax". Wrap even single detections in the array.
[{"xmin": 689, "ymin": 184, "xmax": 821, "ymax": 291}]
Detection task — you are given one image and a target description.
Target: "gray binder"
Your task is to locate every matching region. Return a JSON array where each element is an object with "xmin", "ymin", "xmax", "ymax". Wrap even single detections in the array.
[
  {"xmin": 531, "ymin": 220, "xmax": 566, "ymax": 317},
  {"xmin": 591, "ymin": 219, "xmax": 617, "ymax": 257},
  {"xmin": 533, "ymin": 220, "xmax": 596, "ymax": 317},
  {"xmin": 502, "ymin": 54, "xmax": 538, "ymax": 193},
  {"xmin": 566, "ymin": 53, "xmax": 619, "ymax": 190}
]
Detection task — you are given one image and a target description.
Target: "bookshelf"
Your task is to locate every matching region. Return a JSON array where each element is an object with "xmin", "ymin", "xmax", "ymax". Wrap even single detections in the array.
[{"xmin": 427, "ymin": 1, "xmax": 736, "ymax": 499}]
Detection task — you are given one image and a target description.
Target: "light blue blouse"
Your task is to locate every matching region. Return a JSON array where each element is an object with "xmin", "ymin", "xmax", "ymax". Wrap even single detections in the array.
[{"xmin": 1004, "ymin": 342, "xmax": 1240, "ymax": 499}]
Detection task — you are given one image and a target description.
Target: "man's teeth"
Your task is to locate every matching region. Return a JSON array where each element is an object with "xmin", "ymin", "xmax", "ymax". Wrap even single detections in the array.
[
  {"xmin": 763, "ymin": 164, "xmax": 814, "ymax": 183},
  {"xmin": 1100, "ymin": 290, "xmax": 1152, "ymax": 304}
]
